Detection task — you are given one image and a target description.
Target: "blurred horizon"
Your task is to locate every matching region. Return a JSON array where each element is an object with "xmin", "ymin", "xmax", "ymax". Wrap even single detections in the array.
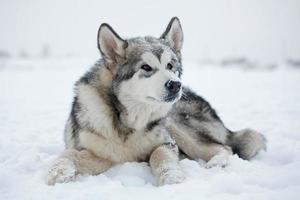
[{"xmin": 0, "ymin": 0, "xmax": 300, "ymax": 66}]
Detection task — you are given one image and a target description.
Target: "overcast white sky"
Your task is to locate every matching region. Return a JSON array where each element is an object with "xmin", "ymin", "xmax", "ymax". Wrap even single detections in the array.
[{"xmin": 0, "ymin": 0, "xmax": 299, "ymax": 63}]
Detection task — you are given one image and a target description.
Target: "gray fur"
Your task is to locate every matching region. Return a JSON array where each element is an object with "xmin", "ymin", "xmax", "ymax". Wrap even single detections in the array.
[
  {"xmin": 65, "ymin": 35, "xmax": 182, "ymax": 147},
  {"xmin": 227, "ymin": 128, "xmax": 266, "ymax": 160},
  {"xmin": 168, "ymin": 87, "xmax": 266, "ymax": 160},
  {"xmin": 65, "ymin": 19, "xmax": 265, "ymax": 160},
  {"xmin": 50, "ymin": 17, "xmax": 266, "ymax": 186}
]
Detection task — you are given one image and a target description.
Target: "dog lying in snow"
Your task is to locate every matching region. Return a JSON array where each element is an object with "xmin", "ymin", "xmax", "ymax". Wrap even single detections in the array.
[{"xmin": 47, "ymin": 17, "xmax": 266, "ymax": 186}]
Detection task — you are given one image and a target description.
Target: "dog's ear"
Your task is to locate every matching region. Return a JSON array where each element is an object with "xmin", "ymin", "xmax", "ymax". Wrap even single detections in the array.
[
  {"xmin": 97, "ymin": 23, "xmax": 127, "ymax": 63},
  {"xmin": 160, "ymin": 17, "xmax": 183, "ymax": 54}
]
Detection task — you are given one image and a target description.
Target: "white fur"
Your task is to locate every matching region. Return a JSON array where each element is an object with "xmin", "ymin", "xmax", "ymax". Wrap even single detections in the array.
[
  {"xmin": 77, "ymin": 84, "xmax": 116, "ymax": 139},
  {"xmin": 48, "ymin": 19, "xmax": 186, "ymax": 186},
  {"xmin": 149, "ymin": 146, "xmax": 185, "ymax": 186},
  {"xmin": 46, "ymin": 157, "xmax": 76, "ymax": 185},
  {"xmin": 79, "ymin": 126, "xmax": 171, "ymax": 163},
  {"xmin": 120, "ymin": 100, "xmax": 171, "ymax": 131},
  {"xmin": 74, "ymin": 81, "xmax": 174, "ymax": 163},
  {"xmin": 155, "ymin": 163, "xmax": 186, "ymax": 186},
  {"xmin": 141, "ymin": 52, "xmax": 161, "ymax": 68},
  {"xmin": 205, "ymin": 147, "xmax": 231, "ymax": 168},
  {"xmin": 117, "ymin": 51, "xmax": 181, "ymax": 130}
]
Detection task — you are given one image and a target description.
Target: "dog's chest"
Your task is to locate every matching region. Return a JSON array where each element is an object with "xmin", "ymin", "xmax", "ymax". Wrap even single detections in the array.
[
  {"xmin": 79, "ymin": 128, "xmax": 169, "ymax": 163},
  {"xmin": 76, "ymin": 83, "xmax": 172, "ymax": 163}
]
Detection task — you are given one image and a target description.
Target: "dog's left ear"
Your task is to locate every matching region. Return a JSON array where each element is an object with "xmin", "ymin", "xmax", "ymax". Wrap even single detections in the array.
[
  {"xmin": 160, "ymin": 17, "xmax": 183, "ymax": 54},
  {"xmin": 97, "ymin": 23, "xmax": 127, "ymax": 63}
]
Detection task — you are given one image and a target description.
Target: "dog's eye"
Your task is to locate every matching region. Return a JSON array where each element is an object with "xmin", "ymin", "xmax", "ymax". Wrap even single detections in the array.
[
  {"xmin": 141, "ymin": 64, "xmax": 153, "ymax": 72},
  {"xmin": 167, "ymin": 63, "xmax": 173, "ymax": 70},
  {"xmin": 180, "ymin": 113, "xmax": 190, "ymax": 120}
]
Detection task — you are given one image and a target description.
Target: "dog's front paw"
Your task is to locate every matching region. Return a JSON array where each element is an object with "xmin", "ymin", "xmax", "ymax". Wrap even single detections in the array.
[
  {"xmin": 205, "ymin": 153, "xmax": 229, "ymax": 169},
  {"xmin": 157, "ymin": 166, "xmax": 186, "ymax": 186},
  {"xmin": 46, "ymin": 158, "xmax": 76, "ymax": 185}
]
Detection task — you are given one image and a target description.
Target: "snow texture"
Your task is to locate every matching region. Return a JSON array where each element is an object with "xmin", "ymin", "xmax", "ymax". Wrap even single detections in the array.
[{"xmin": 1, "ymin": 59, "xmax": 300, "ymax": 199}]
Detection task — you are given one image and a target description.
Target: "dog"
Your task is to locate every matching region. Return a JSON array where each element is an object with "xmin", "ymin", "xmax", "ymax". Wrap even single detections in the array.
[{"xmin": 46, "ymin": 17, "xmax": 266, "ymax": 186}]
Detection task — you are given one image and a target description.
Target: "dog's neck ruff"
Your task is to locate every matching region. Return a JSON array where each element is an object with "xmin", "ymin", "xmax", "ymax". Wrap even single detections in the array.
[{"xmin": 108, "ymin": 90, "xmax": 171, "ymax": 132}]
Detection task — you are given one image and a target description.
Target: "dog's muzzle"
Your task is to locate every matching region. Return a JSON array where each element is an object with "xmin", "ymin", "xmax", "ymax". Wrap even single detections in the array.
[
  {"xmin": 165, "ymin": 80, "xmax": 182, "ymax": 94},
  {"xmin": 164, "ymin": 80, "xmax": 182, "ymax": 102}
]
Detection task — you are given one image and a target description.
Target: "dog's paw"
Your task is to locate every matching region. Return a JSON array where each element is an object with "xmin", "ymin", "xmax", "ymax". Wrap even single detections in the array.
[
  {"xmin": 205, "ymin": 153, "xmax": 229, "ymax": 169},
  {"xmin": 157, "ymin": 166, "xmax": 186, "ymax": 186},
  {"xmin": 46, "ymin": 158, "xmax": 76, "ymax": 185}
]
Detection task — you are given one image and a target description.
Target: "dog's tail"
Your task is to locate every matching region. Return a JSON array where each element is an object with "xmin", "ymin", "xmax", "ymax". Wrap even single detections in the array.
[{"xmin": 227, "ymin": 128, "xmax": 266, "ymax": 160}]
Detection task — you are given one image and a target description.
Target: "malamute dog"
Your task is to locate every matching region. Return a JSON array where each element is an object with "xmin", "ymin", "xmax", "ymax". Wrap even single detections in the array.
[{"xmin": 47, "ymin": 17, "xmax": 266, "ymax": 186}]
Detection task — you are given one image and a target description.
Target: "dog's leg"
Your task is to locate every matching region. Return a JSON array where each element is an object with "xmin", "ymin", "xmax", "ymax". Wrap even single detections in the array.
[
  {"xmin": 204, "ymin": 144, "xmax": 232, "ymax": 168},
  {"xmin": 168, "ymin": 124, "xmax": 232, "ymax": 168},
  {"xmin": 181, "ymin": 137, "xmax": 232, "ymax": 168},
  {"xmin": 149, "ymin": 144, "xmax": 185, "ymax": 186},
  {"xmin": 182, "ymin": 141, "xmax": 232, "ymax": 168},
  {"xmin": 46, "ymin": 149, "xmax": 112, "ymax": 185}
]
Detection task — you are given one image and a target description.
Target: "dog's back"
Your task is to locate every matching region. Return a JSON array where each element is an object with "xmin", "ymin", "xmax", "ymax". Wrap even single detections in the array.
[{"xmin": 168, "ymin": 87, "xmax": 266, "ymax": 161}]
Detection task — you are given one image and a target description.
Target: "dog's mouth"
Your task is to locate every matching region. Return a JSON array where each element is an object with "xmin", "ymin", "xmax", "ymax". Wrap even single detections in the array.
[
  {"xmin": 146, "ymin": 96, "xmax": 161, "ymax": 103},
  {"xmin": 147, "ymin": 93, "xmax": 180, "ymax": 103},
  {"xmin": 163, "ymin": 93, "xmax": 180, "ymax": 102}
]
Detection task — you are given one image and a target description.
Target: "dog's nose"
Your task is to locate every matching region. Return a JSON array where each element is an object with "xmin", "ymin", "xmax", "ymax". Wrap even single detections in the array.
[{"xmin": 165, "ymin": 80, "xmax": 182, "ymax": 93}]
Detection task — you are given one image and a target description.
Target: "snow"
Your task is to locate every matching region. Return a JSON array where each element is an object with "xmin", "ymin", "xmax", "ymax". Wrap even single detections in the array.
[{"xmin": 1, "ymin": 59, "xmax": 300, "ymax": 199}]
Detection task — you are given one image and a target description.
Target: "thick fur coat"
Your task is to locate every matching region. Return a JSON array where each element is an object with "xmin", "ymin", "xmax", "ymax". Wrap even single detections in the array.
[{"xmin": 46, "ymin": 17, "xmax": 266, "ymax": 186}]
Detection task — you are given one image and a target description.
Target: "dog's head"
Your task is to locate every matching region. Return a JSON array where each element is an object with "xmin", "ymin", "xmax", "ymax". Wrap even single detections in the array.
[{"xmin": 97, "ymin": 17, "xmax": 183, "ymax": 106}]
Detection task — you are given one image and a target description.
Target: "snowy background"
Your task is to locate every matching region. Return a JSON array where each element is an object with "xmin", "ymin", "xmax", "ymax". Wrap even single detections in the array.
[{"xmin": 0, "ymin": 0, "xmax": 300, "ymax": 199}]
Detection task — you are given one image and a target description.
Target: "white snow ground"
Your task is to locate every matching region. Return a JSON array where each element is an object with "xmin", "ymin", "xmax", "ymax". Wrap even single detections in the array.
[{"xmin": 0, "ymin": 59, "xmax": 300, "ymax": 200}]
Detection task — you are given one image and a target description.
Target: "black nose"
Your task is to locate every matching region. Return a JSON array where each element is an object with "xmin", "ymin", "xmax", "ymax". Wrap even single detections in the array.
[{"xmin": 165, "ymin": 80, "xmax": 182, "ymax": 93}]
